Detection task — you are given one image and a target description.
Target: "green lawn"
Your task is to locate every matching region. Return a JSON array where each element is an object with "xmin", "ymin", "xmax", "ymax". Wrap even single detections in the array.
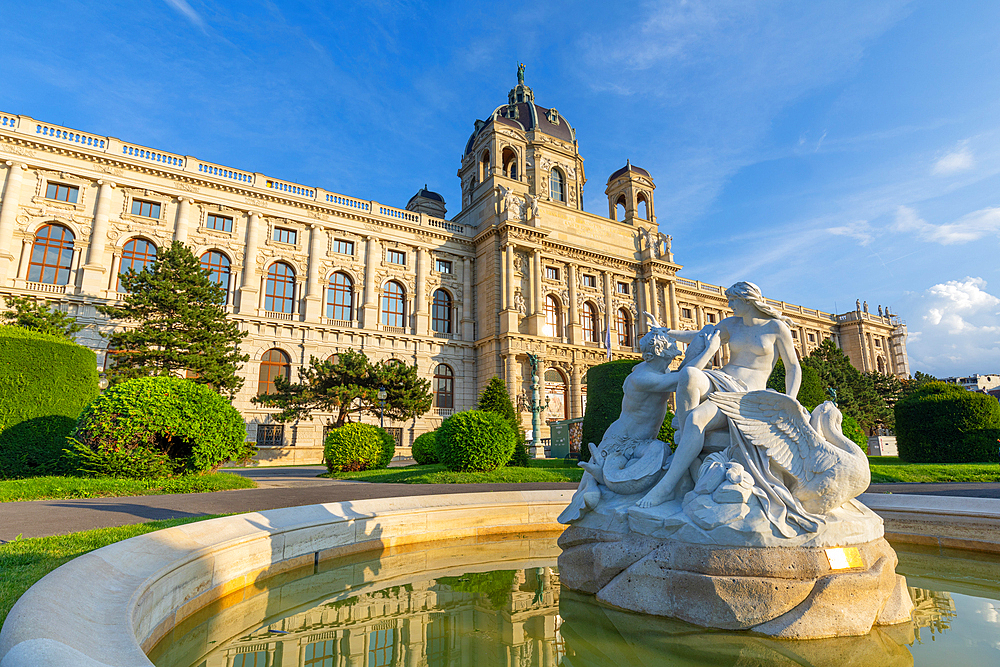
[
  {"xmin": 0, "ymin": 472, "xmax": 255, "ymax": 503},
  {"xmin": 867, "ymin": 456, "xmax": 1000, "ymax": 483},
  {"xmin": 323, "ymin": 463, "xmax": 584, "ymax": 484},
  {"xmin": 0, "ymin": 515, "xmax": 223, "ymax": 627}
]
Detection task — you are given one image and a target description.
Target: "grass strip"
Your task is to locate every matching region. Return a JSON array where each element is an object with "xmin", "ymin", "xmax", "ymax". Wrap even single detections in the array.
[
  {"xmin": 323, "ymin": 463, "xmax": 584, "ymax": 484},
  {"xmin": 0, "ymin": 472, "xmax": 255, "ymax": 503},
  {"xmin": 0, "ymin": 514, "xmax": 223, "ymax": 627},
  {"xmin": 868, "ymin": 456, "xmax": 1000, "ymax": 483}
]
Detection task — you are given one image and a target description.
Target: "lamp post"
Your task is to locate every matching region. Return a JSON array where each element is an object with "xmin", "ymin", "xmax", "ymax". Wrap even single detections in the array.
[
  {"xmin": 525, "ymin": 353, "xmax": 549, "ymax": 456},
  {"xmin": 377, "ymin": 385, "xmax": 387, "ymax": 428}
]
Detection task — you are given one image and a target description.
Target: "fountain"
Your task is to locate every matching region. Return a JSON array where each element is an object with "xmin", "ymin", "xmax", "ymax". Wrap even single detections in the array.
[{"xmin": 557, "ymin": 284, "xmax": 912, "ymax": 639}]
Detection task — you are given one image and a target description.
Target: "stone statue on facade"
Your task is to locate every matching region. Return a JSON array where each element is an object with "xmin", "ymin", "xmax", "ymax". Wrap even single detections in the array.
[{"xmin": 558, "ymin": 280, "xmax": 913, "ymax": 640}]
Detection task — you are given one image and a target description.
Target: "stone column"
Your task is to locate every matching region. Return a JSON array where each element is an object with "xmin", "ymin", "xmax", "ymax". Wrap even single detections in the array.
[
  {"xmin": 570, "ymin": 364, "xmax": 583, "ymax": 418},
  {"xmin": 462, "ymin": 256, "xmax": 474, "ymax": 341},
  {"xmin": 0, "ymin": 162, "xmax": 25, "ymax": 285},
  {"xmin": 16, "ymin": 238, "xmax": 31, "ymax": 281},
  {"xmin": 648, "ymin": 278, "xmax": 660, "ymax": 325},
  {"xmin": 667, "ymin": 280, "xmax": 678, "ymax": 329},
  {"xmin": 529, "ymin": 248, "xmax": 544, "ymax": 335},
  {"xmin": 567, "ymin": 263, "xmax": 581, "ymax": 344},
  {"xmin": 80, "ymin": 180, "xmax": 116, "ymax": 294},
  {"xmin": 505, "ymin": 245, "xmax": 515, "ymax": 309},
  {"xmin": 173, "ymin": 197, "xmax": 194, "ymax": 243},
  {"xmin": 505, "ymin": 353, "xmax": 519, "ymax": 416},
  {"xmin": 237, "ymin": 211, "xmax": 262, "ymax": 314},
  {"xmin": 414, "ymin": 247, "xmax": 428, "ymax": 335},
  {"xmin": 303, "ymin": 224, "xmax": 325, "ymax": 321},
  {"xmin": 603, "ymin": 271, "xmax": 613, "ymax": 350},
  {"xmin": 636, "ymin": 274, "xmax": 648, "ymax": 337},
  {"xmin": 361, "ymin": 235, "xmax": 380, "ymax": 329}
]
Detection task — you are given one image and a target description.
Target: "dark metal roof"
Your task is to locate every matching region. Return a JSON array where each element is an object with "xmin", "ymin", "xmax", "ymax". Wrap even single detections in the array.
[
  {"xmin": 406, "ymin": 187, "xmax": 445, "ymax": 207},
  {"xmin": 608, "ymin": 161, "xmax": 651, "ymax": 180},
  {"xmin": 464, "ymin": 102, "xmax": 575, "ymax": 156}
]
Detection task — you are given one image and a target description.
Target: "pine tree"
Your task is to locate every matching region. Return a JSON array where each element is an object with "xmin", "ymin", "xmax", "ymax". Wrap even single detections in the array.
[
  {"xmin": 800, "ymin": 339, "xmax": 890, "ymax": 433},
  {"xmin": 253, "ymin": 349, "xmax": 432, "ymax": 427},
  {"xmin": 1, "ymin": 295, "xmax": 82, "ymax": 340},
  {"xmin": 97, "ymin": 241, "xmax": 249, "ymax": 394},
  {"xmin": 478, "ymin": 376, "xmax": 530, "ymax": 466}
]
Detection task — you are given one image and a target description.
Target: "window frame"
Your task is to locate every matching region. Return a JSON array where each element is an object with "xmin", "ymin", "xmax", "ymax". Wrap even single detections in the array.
[
  {"xmin": 431, "ymin": 288, "xmax": 452, "ymax": 334},
  {"xmin": 582, "ymin": 274, "xmax": 597, "ymax": 288},
  {"xmin": 549, "ymin": 168, "xmax": 565, "ymax": 202},
  {"xmin": 257, "ymin": 348, "xmax": 291, "ymax": 396},
  {"xmin": 28, "ymin": 223, "xmax": 75, "ymax": 285},
  {"xmin": 616, "ymin": 308, "xmax": 632, "ymax": 347},
  {"xmin": 616, "ymin": 281, "xmax": 630, "ymax": 295},
  {"xmin": 332, "ymin": 238, "xmax": 354, "ymax": 255},
  {"xmin": 545, "ymin": 266, "xmax": 560, "ymax": 281},
  {"xmin": 199, "ymin": 250, "xmax": 231, "ymax": 303},
  {"xmin": 265, "ymin": 262, "xmax": 296, "ymax": 314},
  {"xmin": 380, "ymin": 280, "xmax": 406, "ymax": 328},
  {"xmin": 544, "ymin": 294, "xmax": 561, "ymax": 338},
  {"xmin": 681, "ymin": 307, "xmax": 692, "ymax": 319},
  {"xmin": 272, "ymin": 226, "xmax": 297, "ymax": 245},
  {"xmin": 44, "ymin": 182, "xmax": 79, "ymax": 204},
  {"xmin": 326, "ymin": 271, "xmax": 354, "ymax": 321},
  {"xmin": 205, "ymin": 213, "xmax": 233, "ymax": 233},
  {"xmin": 386, "ymin": 248, "xmax": 406, "ymax": 266},
  {"xmin": 581, "ymin": 302, "xmax": 598, "ymax": 342},
  {"xmin": 130, "ymin": 198, "xmax": 161, "ymax": 220},
  {"xmin": 435, "ymin": 258, "xmax": 453, "ymax": 274},
  {"xmin": 434, "ymin": 363, "xmax": 454, "ymax": 409},
  {"xmin": 118, "ymin": 237, "xmax": 157, "ymax": 291}
]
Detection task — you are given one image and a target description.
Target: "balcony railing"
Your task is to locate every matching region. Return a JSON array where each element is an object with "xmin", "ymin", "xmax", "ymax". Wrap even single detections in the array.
[
  {"xmin": 24, "ymin": 281, "xmax": 67, "ymax": 294},
  {"xmin": 381, "ymin": 325, "xmax": 407, "ymax": 334},
  {"xmin": 265, "ymin": 310, "xmax": 294, "ymax": 321},
  {"xmin": 323, "ymin": 318, "xmax": 355, "ymax": 328}
]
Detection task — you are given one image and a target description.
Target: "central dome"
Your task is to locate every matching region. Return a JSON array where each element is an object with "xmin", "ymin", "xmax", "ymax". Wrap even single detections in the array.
[{"xmin": 463, "ymin": 76, "xmax": 576, "ymax": 155}]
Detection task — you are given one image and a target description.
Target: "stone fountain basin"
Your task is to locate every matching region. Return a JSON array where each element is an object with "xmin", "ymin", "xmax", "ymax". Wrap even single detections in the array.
[{"xmin": 1, "ymin": 491, "xmax": 1000, "ymax": 666}]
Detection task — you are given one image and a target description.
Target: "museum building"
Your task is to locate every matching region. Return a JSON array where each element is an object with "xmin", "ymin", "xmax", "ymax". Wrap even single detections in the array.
[{"xmin": 0, "ymin": 75, "xmax": 909, "ymax": 464}]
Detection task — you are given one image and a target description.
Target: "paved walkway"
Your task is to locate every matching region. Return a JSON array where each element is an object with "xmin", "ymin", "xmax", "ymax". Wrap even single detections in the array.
[{"xmin": 3, "ymin": 465, "xmax": 1000, "ymax": 542}]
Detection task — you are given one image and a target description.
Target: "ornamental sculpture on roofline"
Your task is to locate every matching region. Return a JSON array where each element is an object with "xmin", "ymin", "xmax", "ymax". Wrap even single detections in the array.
[{"xmin": 557, "ymin": 280, "xmax": 913, "ymax": 640}]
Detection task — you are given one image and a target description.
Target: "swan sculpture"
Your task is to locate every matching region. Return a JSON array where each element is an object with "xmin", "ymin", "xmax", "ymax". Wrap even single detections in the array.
[{"xmin": 708, "ymin": 390, "xmax": 870, "ymax": 514}]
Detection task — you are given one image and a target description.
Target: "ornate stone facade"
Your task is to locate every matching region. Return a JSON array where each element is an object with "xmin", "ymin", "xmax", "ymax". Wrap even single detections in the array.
[{"xmin": 0, "ymin": 77, "xmax": 908, "ymax": 464}]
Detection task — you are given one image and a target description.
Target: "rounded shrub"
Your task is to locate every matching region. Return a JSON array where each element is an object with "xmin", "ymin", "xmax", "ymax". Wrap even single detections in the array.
[
  {"xmin": 436, "ymin": 410, "xmax": 515, "ymax": 472},
  {"xmin": 69, "ymin": 376, "xmax": 250, "ymax": 478},
  {"xmin": 476, "ymin": 376, "xmax": 530, "ymax": 467},
  {"xmin": 324, "ymin": 423, "xmax": 395, "ymax": 473},
  {"xmin": 411, "ymin": 430, "xmax": 438, "ymax": 465},
  {"xmin": 895, "ymin": 382, "xmax": 1000, "ymax": 463},
  {"xmin": 0, "ymin": 325, "xmax": 99, "ymax": 479}
]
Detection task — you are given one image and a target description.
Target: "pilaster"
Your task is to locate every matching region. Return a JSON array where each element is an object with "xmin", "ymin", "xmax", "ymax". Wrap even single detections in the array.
[
  {"xmin": 80, "ymin": 180, "xmax": 116, "ymax": 295},
  {"xmin": 361, "ymin": 235, "xmax": 380, "ymax": 329},
  {"xmin": 0, "ymin": 162, "xmax": 25, "ymax": 285},
  {"xmin": 461, "ymin": 256, "xmax": 474, "ymax": 341},
  {"xmin": 303, "ymin": 224, "xmax": 324, "ymax": 321},
  {"xmin": 567, "ymin": 263, "xmax": 581, "ymax": 344},
  {"xmin": 237, "ymin": 210, "xmax": 262, "ymax": 314},
  {"xmin": 500, "ymin": 243, "xmax": 518, "ymax": 334},
  {"xmin": 173, "ymin": 197, "xmax": 193, "ymax": 244},
  {"xmin": 528, "ymin": 247, "xmax": 544, "ymax": 335},
  {"xmin": 414, "ymin": 246, "xmax": 428, "ymax": 335}
]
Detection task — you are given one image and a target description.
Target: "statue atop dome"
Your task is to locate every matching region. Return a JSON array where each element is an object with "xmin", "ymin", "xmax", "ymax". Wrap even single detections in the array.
[{"xmin": 517, "ymin": 62, "xmax": 525, "ymax": 85}]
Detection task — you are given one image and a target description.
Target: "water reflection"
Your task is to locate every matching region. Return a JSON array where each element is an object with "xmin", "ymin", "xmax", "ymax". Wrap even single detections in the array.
[{"xmin": 151, "ymin": 536, "xmax": 1000, "ymax": 667}]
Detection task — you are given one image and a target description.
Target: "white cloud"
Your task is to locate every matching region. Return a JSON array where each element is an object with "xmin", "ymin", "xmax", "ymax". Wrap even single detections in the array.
[
  {"xmin": 933, "ymin": 141, "xmax": 975, "ymax": 175},
  {"xmin": 162, "ymin": 0, "xmax": 205, "ymax": 30},
  {"xmin": 827, "ymin": 220, "xmax": 873, "ymax": 246},
  {"xmin": 893, "ymin": 205, "xmax": 1000, "ymax": 244},
  {"xmin": 905, "ymin": 277, "xmax": 1000, "ymax": 375}
]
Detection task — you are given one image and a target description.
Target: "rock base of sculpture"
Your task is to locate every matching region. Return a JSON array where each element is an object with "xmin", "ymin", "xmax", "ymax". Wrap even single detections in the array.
[{"xmin": 558, "ymin": 526, "xmax": 914, "ymax": 640}]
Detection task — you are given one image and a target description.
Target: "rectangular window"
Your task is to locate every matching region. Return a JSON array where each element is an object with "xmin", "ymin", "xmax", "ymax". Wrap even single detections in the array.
[
  {"xmin": 875, "ymin": 338, "xmax": 882, "ymax": 348},
  {"xmin": 807, "ymin": 333, "xmax": 816, "ymax": 343},
  {"xmin": 546, "ymin": 266, "xmax": 560, "ymax": 280},
  {"xmin": 273, "ymin": 227, "xmax": 297, "ymax": 244},
  {"xmin": 45, "ymin": 182, "xmax": 79, "ymax": 203},
  {"xmin": 435, "ymin": 259, "xmax": 453, "ymax": 274},
  {"xmin": 681, "ymin": 307, "xmax": 692, "ymax": 319},
  {"xmin": 131, "ymin": 199, "xmax": 161, "ymax": 219},
  {"xmin": 257, "ymin": 424, "xmax": 284, "ymax": 447},
  {"xmin": 387, "ymin": 249, "xmax": 406, "ymax": 265},
  {"xmin": 707, "ymin": 313, "xmax": 716, "ymax": 323},
  {"xmin": 791, "ymin": 330, "xmax": 798, "ymax": 338},
  {"xmin": 616, "ymin": 281, "xmax": 630, "ymax": 295},
  {"xmin": 582, "ymin": 274, "xmax": 597, "ymax": 288},
  {"xmin": 205, "ymin": 213, "xmax": 233, "ymax": 232},
  {"xmin": 333, "ymin": 238, "xmax": 354, "ymax": 255}
]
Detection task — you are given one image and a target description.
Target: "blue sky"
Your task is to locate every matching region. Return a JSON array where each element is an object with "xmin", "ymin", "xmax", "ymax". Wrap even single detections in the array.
[{"xmin": 2, "ymin": 0, "xmax": 999, "ymax": 377}]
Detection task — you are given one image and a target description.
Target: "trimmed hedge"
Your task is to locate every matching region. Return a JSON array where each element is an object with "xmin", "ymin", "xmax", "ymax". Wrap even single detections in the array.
[
  {"xmin": 0, "ymin": 325, "xmax": 99, "ymax": 479},
  {"xmin": 411, "ymin": 430, "xmax": 438, "ymax": 465},
  {"xmin": 766, "ymin": 360, "xmax": 827, "ymax": 410},
  {"xmin": 582, "ymin": 361, "xmax": 641, "ymax": 462},
  {"xmin": 436, "ymin": 410, "xmax": 515, "ymax": 472},
  {"xmin": 324, "ymin": 423, "xmax": 395, "ymax": 473},
  {"xmin": 69, "ymin": 376, "xmax": 251, "ymax": 477},
  {"xmin": 895, "ymin": 381, "xmax": 1000, "ymax": 463},
  {"xmin": 477, "ymin": 376, "xmax": 530, "ymax": 467},
  {"xmin": 841, "ymin": 414, "xmax": 867, "ymax": 450}
]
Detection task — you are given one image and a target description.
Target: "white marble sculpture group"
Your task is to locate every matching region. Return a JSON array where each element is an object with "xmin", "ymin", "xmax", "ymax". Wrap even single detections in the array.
[{"xmin": 557, "ymin": 281, "xmax": 913, "ymax": 639}]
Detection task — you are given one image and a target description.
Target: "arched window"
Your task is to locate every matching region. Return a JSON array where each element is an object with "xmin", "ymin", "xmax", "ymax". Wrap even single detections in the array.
[
  {"xmin": 581, "ymin": 302, "xmax": 598, "ymax": 342},
  {"xmin": 615, "ymin": 195, "xmax": 627, "ymax": 221},
  {"xmin": 616, "ymin": 308, "xmax": 632, "ymax": 347},
  {"xmin": 637, "ymin": 193, "xmax": 649, "ymax": 220},
  {"xmin": 480, "ymin": 150, "xmax": 491, "ymax": 182},
  {"xmin": 326, "ymin": 272, "xmax": 354, "ymax": 321},
  {"xmin": 258, "ymin": 348, "xmax": 290, "ymax": 395},
  {"xmin": 432, "ymin": 289, "xmax": 452, "ymax": 334},
  {"xmin": 544, "ymin": 295, "xmax": 561, "ymax": 338},
  {"xmin": 118, "ymin": 238, "xmax": 157, "ymax": 291},
  {"xmin": 200, "ymin": 250, "xmax": 231, "ymax": 303},
  {"xmin": 502, "ymin": 147, "xmax": 518, "ymax": 180},
  {"xmin": 550, "ymin": 169, "xmax": 565, "ymax": 202},
  {"xmin": 877, "ymin": 356, "xmax": 886, "ymax": 374},
  {"xmin": 28, "ymin": 224, "xmax": 75, "ymax": 285},
  {"xmin": 544, "ymin": 368, "xmax": 569, "ymax": 421},
  {"xmin": 265, "ymin": 262, "xmax": 296, "ymax": 314},
  {"xmin": 434, "ymin": 363, "xmax": 454, "ymax": 409},
  {"xmin": 381, "ymin": 280, "xmax": 406, "ymax": 328}
]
